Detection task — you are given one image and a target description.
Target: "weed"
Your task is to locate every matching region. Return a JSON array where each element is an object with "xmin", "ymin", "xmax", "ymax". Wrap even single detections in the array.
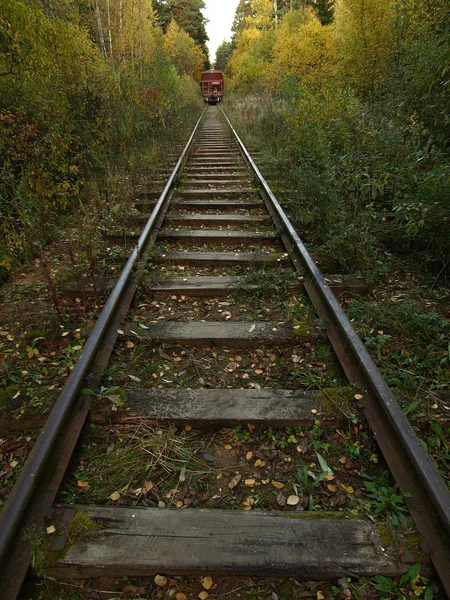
[
  {"xmin": 369, "ymin": 562, "xmax": 434, "ymax": 599},
  {"xmin": 363, "ymin": 476, "xmax": 411, "ymax": 528}
]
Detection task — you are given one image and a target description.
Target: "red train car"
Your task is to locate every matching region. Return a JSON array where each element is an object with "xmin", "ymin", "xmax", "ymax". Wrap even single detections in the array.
[{"xmin": 200, "ymin": 70, "xmax": 224, "ymax": 104}]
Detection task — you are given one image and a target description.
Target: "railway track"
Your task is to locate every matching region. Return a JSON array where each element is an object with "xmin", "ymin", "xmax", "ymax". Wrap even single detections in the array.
[{"xmin": 0, "ymin": 106, "xmax": 449, "ymax": 599}]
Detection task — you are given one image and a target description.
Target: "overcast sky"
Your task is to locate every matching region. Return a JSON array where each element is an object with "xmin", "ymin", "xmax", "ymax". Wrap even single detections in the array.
[{"xmin": 204, "ymin": 0, "xmax": 240, "ymax": 63}]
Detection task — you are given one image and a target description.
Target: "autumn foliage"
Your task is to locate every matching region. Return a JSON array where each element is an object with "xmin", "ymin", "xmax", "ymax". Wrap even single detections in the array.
[
  {"xmin": 223, "ymin": 0, "xmax": 450, "ymax": 273},
  {"xmin": 0, "ymin": 0, "xmax": 206, "ymax": 275}
]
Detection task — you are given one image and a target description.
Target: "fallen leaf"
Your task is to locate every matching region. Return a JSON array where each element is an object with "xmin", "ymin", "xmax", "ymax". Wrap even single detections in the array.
[
  {"xmin": 154, "ymin": 575, "xmax": 167, "ymax": 587},
  {"xmin": 126, "ymin": 341, "xmax": 135, "ymax": 349},
  {"xmin": 287, "ymin": 495, "xmax": 300, "ymax": 506},
  {"xmin": 254, "ymin": 368, "xmax": 264, "ymax": 375},
  {"xmin": 224, "ymin": 444, "xmax": 232, "ymax": 450},
  {"xmin": 201, "ymin": 576, "xmax": 213, "ymax": 590},
  {"xmin": 46, "ymin": 525, "xmax": 56, "ymax": 534},
  {"xmin": 110, "ymin": 491, "xmax": 120, "ymax": 501},
  {"xmin": 123, "ymin": 584, "xmax": 148, "ymax": 597},
  {"xmin": 354, "ymin": 394, "xmax": 363, "ymax": 400},
  {"xmin": 176, "ymin": 594, "xmax": 187, "ymax": 600},
  {"xmin": 246, "ymin": 451, "xmax": 253, "ymax": 460},
  {"xmin": 243, "ymin": 496, "xmax": 255, "ymax": 510},
  {"xmin": 144, "ymin": 481, "xmax": 154, "ymax": 493},
  {"xmin": 77, "ymin": 480, "xmax": 89, "ymax": 489},
  {"xmin": 271, "ymin": 480, "xmax": 285, "ymax": 489},
  {"xmin": 228, "ymin": 474, "xmax": 242, "ymax": 489},
  {"xmin": 341, "ymin": 484, "xmax": 354, "ymax": 494},
  {"xmin": 327, "ymin": 484, "xmax": 338, "ymax": 492},
  {"xmin": 245, "ymin": 479, "xmax": 255, "ymax": 487},
  {"xmin": 198, "ymin": 593, "xmax": 209, "ymax": 600},
  {"xmin": 317, "ymin": 593, "xmax": 325, "ymax": 600},
  {"xmin": 276, "ymin": 492, "xmax": 286, "ymax": 507},
  {"xmin": 184, "ymin": 424, "xmax": 192, "ymax": 431}
]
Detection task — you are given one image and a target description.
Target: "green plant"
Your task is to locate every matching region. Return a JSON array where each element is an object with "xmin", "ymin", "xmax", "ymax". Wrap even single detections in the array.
[
  {"xmin": 364, "ymin": 478, "xmax": 411, "ymax": 528},
  {"xmin": 82, "ymin": 386, "xmax": 124, "ymax": 411},
  {"xmin": 370, "ymin": 562, "xmax": 433, "ymax": 599}
]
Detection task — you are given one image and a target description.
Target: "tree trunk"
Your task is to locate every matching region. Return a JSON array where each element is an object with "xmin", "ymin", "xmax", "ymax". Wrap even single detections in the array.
[
  {"xmin": 94, "ymin": 0, "xmax": 107, "ymax": 57},
  {"xmin": 106, "ymin": 0, "xmax": 113, "ymax": 60}
]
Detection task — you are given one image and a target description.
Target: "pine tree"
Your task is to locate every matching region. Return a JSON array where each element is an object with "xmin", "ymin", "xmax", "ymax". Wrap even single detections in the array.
[
  {"xmin": 152, "ymin": 0, "xmax": 208, "ymax": 53},
  {"xmin": 232, "ymin": 0, "xmax": 253, "ymax": 37},
  {"xmin": 309, "ymin": 0, "xmax": 335, "ymax": 25},
  {"xmin": 214, "ymin": 40, "xmax": 234, "ymax": 71}
]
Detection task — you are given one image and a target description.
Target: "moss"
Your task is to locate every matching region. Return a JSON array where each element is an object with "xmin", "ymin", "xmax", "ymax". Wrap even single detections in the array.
[
  {"xmin": 404, "ymin": 530, "xmax": 429, "ymax": 562},
  {"xmin": 313, "ymin": 386, "xmax": 355, "ymax": 419},
  {"xmin": 275, "ymin": 510, "xmax": 363, "ymax": 520},
  {"xmin": 377, "ymin": 520, "xmax": 396, "ymax": 549},
  {"xmin": 31, "ymin": 508, "xmax": 101, "ymax": 576}
]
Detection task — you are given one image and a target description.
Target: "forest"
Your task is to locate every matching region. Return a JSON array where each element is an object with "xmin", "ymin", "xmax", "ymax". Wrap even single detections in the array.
[
  {"xmin": 218, "ymin": 0, "xmax": 450, "ymax": 277},
  {"xmin": 0, "ymin": 0, "xmax": 207, "ymax": 279},
  {"xmin": 1, "ymin": 0, "xmax": 449, "ymax": 281}
]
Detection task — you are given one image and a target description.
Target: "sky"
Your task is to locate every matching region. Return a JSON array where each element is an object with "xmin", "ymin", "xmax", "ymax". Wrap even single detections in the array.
[{"xmin": 204, "ymin": 0, "xmax": 240, "ymax": 64}]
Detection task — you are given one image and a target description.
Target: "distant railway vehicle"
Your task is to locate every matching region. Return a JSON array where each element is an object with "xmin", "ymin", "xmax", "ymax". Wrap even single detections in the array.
[{"xmin": 200, "ymin": 69, "xmax": 224, "ymax": 104}]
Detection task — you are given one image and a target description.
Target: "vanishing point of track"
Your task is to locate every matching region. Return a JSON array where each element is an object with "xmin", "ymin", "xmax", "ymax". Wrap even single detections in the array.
[{"xmin": 0, "ymin": 107, "xmax": 449, "ymax": 599}]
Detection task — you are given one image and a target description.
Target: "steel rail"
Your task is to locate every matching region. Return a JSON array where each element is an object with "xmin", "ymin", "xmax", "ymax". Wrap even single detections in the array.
[
  {"xmin": 0, "ymin": 108, "xmax": 205, "ymax": 566},
  {"xmin": 221, "ymin": 108, "xmax": 450, "ymax": 594}
]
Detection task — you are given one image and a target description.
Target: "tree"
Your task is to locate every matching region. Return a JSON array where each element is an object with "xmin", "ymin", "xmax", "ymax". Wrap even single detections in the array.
[
  {"xmin": 246, "ymin": 0, "xmax": 274, "ymax": 30},
  {"xmin": 309, "ymin": 0, "xmax": 335, "ymax": 25},
  {"xmin": 214, "ymin": 40, "xmax": 234, "ymax": 71},
  {"xmin": 164, "ymin": 19, "xmax": 205, "ymax": 78},
  {"xmin": 336, "ymin": 0, "xmax": 393, "ymax": 97},
  {"xmin": 152, "ymin": 0, "xmax": 208, "ymax": 55},
  {"xmin": 232, "ymin": 1, "xmax": 253, "ymax": 37}
]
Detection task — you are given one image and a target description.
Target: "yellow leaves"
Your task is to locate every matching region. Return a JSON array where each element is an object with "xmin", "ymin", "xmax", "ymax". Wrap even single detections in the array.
[
  {"xmin": 341, "ymin": 484, "xmax": 355, "ymax": 494},
  {"xmin": 246, "ymin": 451, "xmax": 253, "ymax": 460},
  {"xmin": 110, "ymin": 491, "xmax": 120, "ymax": 501},
  {"xmin": 224, "ymin": 444, "xmax": 232, "ymax": 450},
  {"xmin": 327, "ymin": 484, "xmax": 338, "ymax": 492},
  {"xmin": 0, "ymin": 258, "xmax": 12, "ymax": 271},
  {"xmin": 201, "ymin": 576, "xmax": 213, "ymax": 590},
  {"xmin": 77, "ymin": 480, "xmax": 89, "ymax": 490},
  {"xmin": 26, "ymin": 346, "xmax": 40, "ymax": 359},
  {"xmin": 198, "ymin": 593, "xmax": 209, "ymax": 600},
  {"xmin": 164, "ymin": 20, "xmax": 206, "ymax": 79},
  {"xmin": 271, "ymin": 480, "xmax": 285, "ymax": 490},
  {"xmin": 317, "ymin": 592, "xmax": 325, "ymax": 600},
  {"xmin": 245, "ymin": 479, "xmax": 256, "ymax": 487}
]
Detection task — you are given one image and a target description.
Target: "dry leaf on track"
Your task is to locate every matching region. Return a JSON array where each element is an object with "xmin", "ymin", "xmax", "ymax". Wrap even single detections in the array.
[
  {"xmin": 228, "ymin": 474, "xmax": 242, "ymax": 489},
  {"xmin": 201, "ymin": 576, "xmax": 213, "ymax": 590}
]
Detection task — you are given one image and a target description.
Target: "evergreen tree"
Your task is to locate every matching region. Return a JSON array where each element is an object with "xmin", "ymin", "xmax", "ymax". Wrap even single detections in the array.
[
  {"xmin": 214, "ymin": 40, "xmax": 234, "ymax": 71},
  {"xmin": 309, "ymin": 0, "xmax": 335, "ymax": 25},
  {"xmin": 152, "ymin": 0, "xmax": 208, "ymax": 56},
  {"xmin": 232, "ymin": 0, "xmax": 253, "ymax": 37}
]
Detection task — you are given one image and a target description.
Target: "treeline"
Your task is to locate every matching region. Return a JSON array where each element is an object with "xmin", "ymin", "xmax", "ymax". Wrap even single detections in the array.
[
  {"xmin": 0, "ymin": 0, "xmax": 207, "ymax": 276},
  {"xmin": 218, "ymin": 0, "xmax": 450, "ymax": 275}
]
